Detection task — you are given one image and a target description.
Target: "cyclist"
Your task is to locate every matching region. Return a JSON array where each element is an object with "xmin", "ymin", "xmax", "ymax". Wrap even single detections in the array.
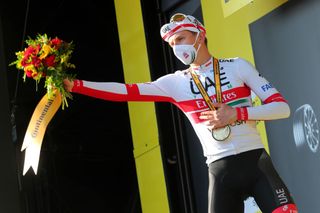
[{"xmin": 64, "ymin": 13, "xmax": 298, "ymax": 213}]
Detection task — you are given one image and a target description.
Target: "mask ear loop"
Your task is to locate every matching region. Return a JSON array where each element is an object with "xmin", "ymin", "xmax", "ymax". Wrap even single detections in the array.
[{"xmin": 193, "ymin": 31, "xmax": 202, "ymax": 58}]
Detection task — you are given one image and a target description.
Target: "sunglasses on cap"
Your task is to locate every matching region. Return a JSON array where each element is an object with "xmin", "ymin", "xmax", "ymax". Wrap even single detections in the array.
[
  {"xmin": 170, "ymin": 13, "xmax": 202, "ymax": 30},
  {"xmin": 170, "ymin": 13, "xmax": 189, "ymax": 22},
  {"xmin": 161, "ymin": 13, "xmax": 206, "ymax": 42}
]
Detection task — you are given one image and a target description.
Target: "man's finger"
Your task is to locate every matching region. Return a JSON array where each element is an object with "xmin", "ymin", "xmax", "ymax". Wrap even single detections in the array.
[
  {"xmin": 200, "ymin": 110, "xmax": 214, "ymax": 115},
  {"xmin": 212, "ymin": 102, "xmax": 224, "ymax": 108}
]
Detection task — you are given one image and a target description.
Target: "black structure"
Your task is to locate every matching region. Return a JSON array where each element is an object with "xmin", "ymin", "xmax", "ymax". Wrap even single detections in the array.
[
  {"xmin": 0, "ymin": 14, "xmax": 22, "ymax": 213},
  {"xmin": 1, "ymin": 0, "xmax": 141, "ymax": 212}
]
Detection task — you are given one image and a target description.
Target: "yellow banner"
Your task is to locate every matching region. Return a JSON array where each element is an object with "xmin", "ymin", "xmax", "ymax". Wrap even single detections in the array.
[{"xmin": 21, "ymin": 90, "xmax": 61, "ymax": 175}]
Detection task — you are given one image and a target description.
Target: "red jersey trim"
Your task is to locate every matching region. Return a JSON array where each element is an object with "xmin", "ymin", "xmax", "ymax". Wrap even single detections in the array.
[
  {"xmin": 72, "ymin": 80, "xmax": 175, "ymax": 102},
  {"xmin": 236, "ymin": 107, "xmax": 248, "ymax": 121},
  {"xmin": 162, "ymin": 24, "xmax": 206, "ymax": 41},
  {"xmin": 272, "ymin": 204, "xmax": 298, "ymax": 213},
  {"xmin": 178, "ymin": 86, "xmax": 251, "ymax": 113},
  {"xmin": 72, "ymin": 79, "xmax": 83, "ymax": 92},
  {"xmin": 264, "ymin": 93, "xmax": 287, "ymax": 104}
]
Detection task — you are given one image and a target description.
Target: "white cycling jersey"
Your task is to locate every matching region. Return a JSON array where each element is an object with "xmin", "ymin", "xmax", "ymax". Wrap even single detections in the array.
[{"xmin": 72, "ymin": 57, "xmax": 290, "ymax": 165}]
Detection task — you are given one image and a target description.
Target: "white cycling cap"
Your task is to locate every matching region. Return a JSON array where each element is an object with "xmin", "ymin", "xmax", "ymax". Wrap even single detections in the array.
[{"xmin": 160, "ymin": 13, "xmax": 206, "ymax": 42}]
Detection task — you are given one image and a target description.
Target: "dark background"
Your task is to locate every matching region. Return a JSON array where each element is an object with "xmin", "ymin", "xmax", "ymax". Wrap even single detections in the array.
[{"xmin": 1, "ymin": 0, "xmax": 140, "ymax": 212}]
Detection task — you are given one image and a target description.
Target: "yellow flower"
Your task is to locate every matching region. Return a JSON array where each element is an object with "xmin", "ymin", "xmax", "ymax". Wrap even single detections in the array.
[
  {"xmin": 39, "ymin": 44, "xmax": 51, "ymax": 59},
  {"xmin": 24, "ymin": 64, "xmax": 36, "ymax": 72},
  {"xmin": 16, "ymin": 51, "xmax": 24, "ymax": 57}
]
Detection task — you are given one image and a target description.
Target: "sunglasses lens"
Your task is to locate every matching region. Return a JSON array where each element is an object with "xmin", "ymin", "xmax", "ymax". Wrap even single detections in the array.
[{"xmin": 170, "ymin": 13, "xmax": 186, "ymax": 22}]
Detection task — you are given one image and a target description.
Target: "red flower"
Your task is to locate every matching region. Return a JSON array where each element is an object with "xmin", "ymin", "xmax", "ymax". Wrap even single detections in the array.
[
  {"xmin": 24, "ymin": 46, "xmax": 35, "ymax": 56},
  {"xmin": 24, "ymin": 45, "xmax": 40, "ymax": 57},
  {"xmin": 35, "ymin": 44, "xmax": 41, "ymax": 54},
  {"xmin": 32, "ymin": 72, "xmax": 38, "ymax": 78},
  {"xmin": 51, "ymin": 38, "xmax": 62, "ymax": 49},
  {"xmin": 43, "ymin": 55, "xmax": 56, "ymax": 67},
  {"xmin": 21, "ymin": 57, "xmax": 30, "ymax": 67},
  {"xmin": 25, "ymin": 70, "xmax": 33, "ymax": 78},
  {"xmin": 31, "ymin": 56, "xmax": 42, "ymax": 68}
]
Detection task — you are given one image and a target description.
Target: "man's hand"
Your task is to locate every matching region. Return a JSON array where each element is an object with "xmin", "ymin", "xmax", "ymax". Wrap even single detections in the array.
[
  {"xmin": 63, "ymin": 79, "xmax": 74, "ymax": 92},
  {"xmin": 199, "ymin": 103, "xmax": 237, "ymax": 129}
]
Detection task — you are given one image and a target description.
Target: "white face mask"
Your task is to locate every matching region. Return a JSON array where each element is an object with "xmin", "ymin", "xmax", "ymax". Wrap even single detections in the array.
[{"xmin": 172, "ymin": 32, "xmax": 201, "ymax": 65}]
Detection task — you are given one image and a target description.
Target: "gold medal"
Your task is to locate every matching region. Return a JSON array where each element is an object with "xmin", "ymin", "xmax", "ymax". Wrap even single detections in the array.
[
  {"xmin": 191, "ymin": 58, "xmax": 232, "ymax": 142},
  {"xmin": 211, "ymin": 125, "xmax": 231, "ymax": 141}
]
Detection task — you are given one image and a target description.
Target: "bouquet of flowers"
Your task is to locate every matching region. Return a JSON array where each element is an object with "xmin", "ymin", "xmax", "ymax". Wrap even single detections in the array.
[{"xmin": 10, "ymin": 34, "xmax": 76, "ymax": 109}]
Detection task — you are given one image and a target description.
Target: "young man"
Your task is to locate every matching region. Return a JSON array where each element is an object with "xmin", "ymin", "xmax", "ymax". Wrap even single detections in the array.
[{"xmin": 64, "ymin": 13, "xmax": 298, "ymax": 213}]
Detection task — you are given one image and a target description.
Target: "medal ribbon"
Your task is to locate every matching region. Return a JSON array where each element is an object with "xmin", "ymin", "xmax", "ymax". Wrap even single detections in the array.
[
  {"xmin": 213, "ymin": 58, "xmax": 222, "ymax": 103},
  {"xmin": 190, "ymin": 57, "xmax": 223, "ymax": 109}
]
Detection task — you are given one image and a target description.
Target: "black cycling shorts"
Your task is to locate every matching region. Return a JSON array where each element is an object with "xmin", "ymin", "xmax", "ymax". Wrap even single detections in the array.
[{"xmin": 208, "ymin": 148, "xmax": 296, "ymax": 213}]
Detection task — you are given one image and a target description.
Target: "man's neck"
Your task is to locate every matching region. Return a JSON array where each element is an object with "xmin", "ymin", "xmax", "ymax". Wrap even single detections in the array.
[
  {"xmin": 191, "ymin": 54, "xmax": 212, "ymax": 67},
  {"xmin": 190, "ymin": 44, "xmax": 212, "ymax": 66}
]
